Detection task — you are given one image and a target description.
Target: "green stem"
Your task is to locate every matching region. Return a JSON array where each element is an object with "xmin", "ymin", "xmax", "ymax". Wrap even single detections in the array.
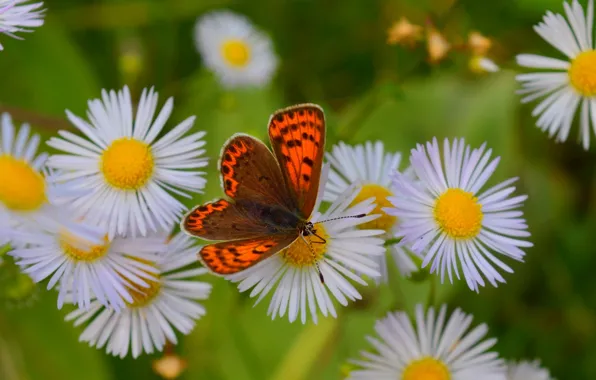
[{"xmin": 270, "ymin": 317, "xmax": 339, "ymax": 380}]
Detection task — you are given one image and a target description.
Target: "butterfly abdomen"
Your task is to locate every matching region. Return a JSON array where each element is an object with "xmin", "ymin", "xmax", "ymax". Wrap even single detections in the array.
[{"xmin": 237, "ymin": 199, "xmax": 302, "ymax": 233}]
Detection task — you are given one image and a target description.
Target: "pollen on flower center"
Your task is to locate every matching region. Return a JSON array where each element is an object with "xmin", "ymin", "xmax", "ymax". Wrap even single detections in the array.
[
  {"xmin": 569, "ymin": 50, "xmax": 596, "ymax": 96},
  {"xmin": 221, "ymin": 39, "xmax": 251, "ymax": 67},
  {"xmin": 402, "ymin": 357, "xmax": 451, "ymax": 380},
  {"xmin": 0, "ymin": 154, "xmax": 46, "ymax": 211},
  {"xmin": 433, "ymin": 188, "xmax": 483, "ymax": 239},
  {"xmin": 351, "ymin": 184, "xmax": 396, "ymax": 232},
  {"xmin": 60, "ymin": 233, "xmax": 110, "ymax": 262},
  {"xmin": 100, "ymin": 138, "xmax": 154, "ymax": 190},
  {"xmin": 126, "ymin": 259, "xmax": 162, "ymax": 308},
  {"xmin": 281, "ymin": 225, "xmax": 329, "ymax": 267}
]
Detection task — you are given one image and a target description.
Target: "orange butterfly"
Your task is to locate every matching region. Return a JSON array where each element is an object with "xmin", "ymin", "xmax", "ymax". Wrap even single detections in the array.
[{"xmin": 182, "ymin": 104, "xmax": 327, "ymax": 277}]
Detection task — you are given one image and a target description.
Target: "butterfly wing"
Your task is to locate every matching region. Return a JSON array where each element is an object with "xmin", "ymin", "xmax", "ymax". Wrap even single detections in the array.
[
  {"xmin": 268, "ymin": 104, "xmax": 325, "ymax": 218},
  {"xmin": 183, "ymin": 199, "xmax": 268, "ymax": 241},
  {"xmin": 219, "ymin": 134, "xmax": 298, "ymax": 210},
  {"xmin": 181, "ymin": 134, "xmax": 301, "ymax": 241},
  {"xmin": 199, "ymin": 234, "xmax": 297, "ymax": 275}
]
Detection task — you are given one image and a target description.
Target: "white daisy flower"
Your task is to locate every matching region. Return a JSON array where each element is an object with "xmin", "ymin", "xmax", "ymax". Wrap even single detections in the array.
[
  {"xmin": 228, "ymin": 185, "xmax": 386, "ymax": 324},
  {"xmin": 348, "ymin": 304, "xmax": 506, "ymax": 380},
  {"xmin": 46, "ymin": 86, "xmax": 208, "ymax": 239},
  {"xmin": 0, "ymin": 113, "xmax": 100, "ymax": 245},
  {"xmin": 387, "ymin": 138, "xmax": 532, "ymax": 292},
  {"xmin": 65, "ymin": 233, "xmax": 212, "ymax": 358},
  {"xmin": 324, "ymin": 141, "xmax": 422, "ymax": 279},
  {"xmin": 516, "ymin": 0, "xmax": 596, "ymax": 149},
  {"xmin": 507, "ymin": 360, "xmax": 554, "ymax": 380},
  {"xmin": 9, "ymin": 224, "xmax": 165, "ymax": 311},
  {"xmin": 0, "ymin": 0, "xmax": 45, "ymax": 51},
  {"xmin": 194, "ymin": 10, "xmax": 278, "ymax": 88}
]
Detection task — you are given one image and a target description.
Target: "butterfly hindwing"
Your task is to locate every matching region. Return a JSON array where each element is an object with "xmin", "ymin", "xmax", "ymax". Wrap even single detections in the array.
[
  {"xmin": 219, "ymin": 134, "xmax": 298, "ymax": 211},
  {"xmin": 183, "ymin": 199, "xmax": 273, "ymax": 241},
  {"xmin": 268, "ymin": 104, "xmax": 325, "ymax": 218},
  {"xmin": 199, "ymin": 234, "xmax": 298, "ymax": 275}
]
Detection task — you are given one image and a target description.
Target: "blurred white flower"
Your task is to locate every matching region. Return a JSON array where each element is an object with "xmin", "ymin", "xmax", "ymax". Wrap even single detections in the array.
[
  {"xmin": 65, "ymin": 233, "xmax": 212, "ymax": 358},
  {"xmin": 0, "ymin": 0, "xmax": 45, "ymax": 51},
  {"xmin": 46, "ymin": 86, "xmax": 208, "ymax": 239},
  {"xmin": 348, "ymin": 304, "xmax": 506, "ymax": 380},
  {"xmin": 194, "ymin": 10, "xmax": 278, "ymax": 88},
  {"xmin": 324, "ymin": 141, "xmax": 421, "ymax": 279},
  {"xmin": 507, "ymin": 360, "xmax": 554, "ymax": 380},
  {"xmin": 516, "ymin": 0, "xmax": 596, "ymax": 149},
  {"xmin": 228, "ymin": 186, "xmax": 385, "ymax": 324},
  {"xmin": 470, "ymin": 56, "xmax": 500, "ymax": 73},
  {"xmin": 388, "ymin": 138, "xmax": 532, "ymax": 292}
]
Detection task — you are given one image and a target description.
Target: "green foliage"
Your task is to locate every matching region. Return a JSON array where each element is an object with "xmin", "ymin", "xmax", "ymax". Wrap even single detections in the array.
[{"xmin": 0, "ymin": 0, "xmax": 593, "ymax": 379}]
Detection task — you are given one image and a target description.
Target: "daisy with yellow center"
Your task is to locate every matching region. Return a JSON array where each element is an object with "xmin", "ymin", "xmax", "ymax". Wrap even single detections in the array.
[
  {"xmin": 194, "ymin": 10, "xmax": 278, "ymax": 88},
  {"xmin": 46, "ymin": 86, "xmax": 208, "ymax": 238},
  {"xmin": 0, "ymin": 0, "xmax": 45, "ymax": 51},
  {"xmin": 65, "ymin": 233, "xmax": 212, "ymax": 358},
  {"xmin": 387, "ymin": 138, "xmax": 532, "ymax": 292},
  {"xmin": 516, "ymin": 0, "xmax": 596, "ymax": 149},
  {"xmin": 9, "ymin": 224, "xmax": 164, "ymax": 311},
  {"xmin": 228, "ymin": 184, "xmax": 385, "ymax": 324},
  {"xmin": 324, "ymin": 141, "xmax": 422, "ymax": 279},
  {"xmin": 0, "ymin": 113, "xmax": 101, "ymax": 245},
  {"xmin": 348, "ymin": 304, "xmax": 506, "ymax": 380}
]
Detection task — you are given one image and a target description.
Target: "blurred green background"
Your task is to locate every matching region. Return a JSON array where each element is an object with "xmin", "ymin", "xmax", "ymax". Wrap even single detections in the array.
[{"xmin": 0, "ymin": 0, "xmax": 593, "ymax": 379}]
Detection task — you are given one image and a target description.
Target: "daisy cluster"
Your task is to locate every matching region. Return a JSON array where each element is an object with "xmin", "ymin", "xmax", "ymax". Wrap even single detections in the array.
[
  {"xmin": 0, "ymin": 0, "xmax": 576, "ymax": 378},
  {"xmin": 0, "ymin": 86, "xmax": 212, "ymax": 358}
]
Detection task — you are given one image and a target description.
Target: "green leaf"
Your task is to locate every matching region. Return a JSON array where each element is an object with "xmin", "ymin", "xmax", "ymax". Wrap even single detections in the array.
[
  {"xmin": 0, "ymin": 22, "xmax": 101, "ymax": 118},
  {"xmin": 0, "ymin": 293, "xmax": 111, "ymax": 380}
]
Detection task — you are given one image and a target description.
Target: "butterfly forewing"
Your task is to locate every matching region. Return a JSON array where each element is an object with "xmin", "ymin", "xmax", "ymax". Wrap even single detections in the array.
[
  {"xmin": 200, "ymin": 235, "xmax": 297, "ymax": 274},
  {"xmin": 183, "ymin": 199, "xmax": 274, "ymax": 241},
  {"xmin": 219, "ymin": 134, "xmax": 297, "ymax": 210},
  {"xmin": 268, "ymin": 104, "xmax": 325, "ymax": 218}
]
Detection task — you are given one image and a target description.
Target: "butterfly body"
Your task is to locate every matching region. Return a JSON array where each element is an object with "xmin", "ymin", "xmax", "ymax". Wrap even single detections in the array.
[
  {"xmin": 233, "ymin": 198, "xmax": 304, "ymax": 233},
  {"xmin": 182, "ymin": 104, "xmax": 326, "ymax": 275}
]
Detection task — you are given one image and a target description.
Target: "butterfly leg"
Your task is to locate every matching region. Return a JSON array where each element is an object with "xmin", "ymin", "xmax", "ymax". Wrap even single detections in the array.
[
  {"xmin": 299, "ymin": 233, "xmax": 325, "ymax": 284},
  {"xmin": 310, "ymin": 230, "xmax": 327, "ymax": 244}
]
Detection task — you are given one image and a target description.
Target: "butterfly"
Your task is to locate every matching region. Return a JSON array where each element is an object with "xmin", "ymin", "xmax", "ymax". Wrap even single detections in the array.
[{"xmin": 181, "ymin": 103, "xmax": 328, "ymax": 278}]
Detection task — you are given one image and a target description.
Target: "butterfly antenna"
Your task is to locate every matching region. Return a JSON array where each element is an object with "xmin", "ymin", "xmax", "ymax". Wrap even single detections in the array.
[
  {"xmin": 300, "ymin": 233, "xmax": 325, "ymax": 284},
  {"xmin": 314, "ymin": 214, "xmax": 367, "ymax": 224}
]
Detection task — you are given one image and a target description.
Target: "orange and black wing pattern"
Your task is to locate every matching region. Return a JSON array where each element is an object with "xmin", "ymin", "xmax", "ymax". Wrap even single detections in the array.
[
  {"xmin": 199, "ymin": 235, "xmax": 297, "ymax": 275},
  {"xmin": 268, "ymin": 104, "xmax": 325, "ymax": 218},
  {"xmin": 183, "ymin": 199, "xmax": 271, "ymax": 241},
  {"xmin": 219, "ymin": 134, "xmax": 297, "ymax": 210}
]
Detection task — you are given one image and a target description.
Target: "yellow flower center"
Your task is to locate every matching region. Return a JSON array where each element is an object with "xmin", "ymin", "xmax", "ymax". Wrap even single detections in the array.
[
  {"xmin": 100, "ymin": 138, "xmax": 154, "ymax": 190},
  {"xmin": 569, "ymin": 50, "xmax": 596, "ymax": 96},
  {"xmin": 433, "ymin": 188, "xmax": 483, "ymax": 239},
  {"xmin": 126, "ymin": 259, "xmax": 162, "ymax": 308},
  {"xmin": 282, "ymin": 225, "xmax": 329, "ymax": 267},
  {"xmin": 0, "ymin": 154, "xmax": 46, "ymax": 211},
  {"xmin": 60, "ymin": 233, "xmax": 110, "ymax": 262},
  {"xmin": 402, "ymin": 357, "xmax": 451, "ymax": 380},
  {"xmin": 351, "ymin": 184, "xmax": 397, "ymax": 232},
  {"xmin": 221, "ymin": 39, "xmax": 251, "ymax": 67}
]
